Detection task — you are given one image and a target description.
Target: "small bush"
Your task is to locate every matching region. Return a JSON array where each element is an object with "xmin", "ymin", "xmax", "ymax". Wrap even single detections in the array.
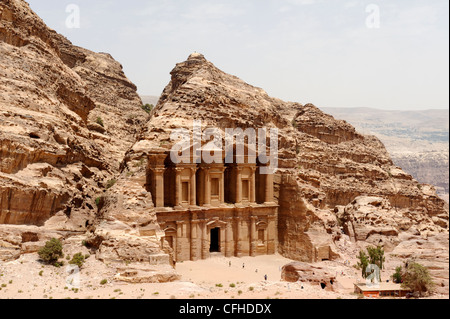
[
  {"xmin": 100, "ymin": 279, "xmax": 108, "ymax": 285},
  {"xmin": 69, "ymin": 253, "xmax": 85, "ymax": 268},
  {"xmin": 229, "ymin": 283, "xmax": 236, "ymax": 288},
  {"xmin": 94, "ymin": 197, "xmax": 103, "ymax": 209},
  {"xmin": 38, "ymin": 238, "xmax": 63, "ymax": 266},
  {"xmin": 96, "ymin": 117, "xmax": 104, "ymax": 127},
  {"xmin": 401, "ymin": 262, "xmax": 434, "ymax": 296},
  {"xmin": 106, "ymin": 179, "xmax": 117, "ymax": 189},
  {"xmin": 392, "ymin": 266, "xmax": 403, "ymax": 284},
  {"xmin": 141, "ymin": 104, "xmax": 154, "ymax": 114}
]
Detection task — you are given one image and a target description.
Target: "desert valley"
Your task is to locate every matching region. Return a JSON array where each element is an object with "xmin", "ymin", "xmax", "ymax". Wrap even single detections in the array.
[{"xmin": 0, "ymin": 0, "xmax": 448, "ymax": 302}]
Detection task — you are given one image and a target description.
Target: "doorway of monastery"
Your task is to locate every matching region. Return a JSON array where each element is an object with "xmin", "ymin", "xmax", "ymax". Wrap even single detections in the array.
[{"xmin": 210, "ymin": 227, "xmax": 221, "ymax": 253}]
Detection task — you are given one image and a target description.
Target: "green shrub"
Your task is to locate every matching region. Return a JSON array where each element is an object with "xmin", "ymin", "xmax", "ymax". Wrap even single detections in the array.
[
  {"xmin": 69, "ymin": 253, "xmax": 85, "ymax": 268},
  {"xmin": 392, "ymin": 266, "xmax": 403, "ymax": 284},
  {"xmin": 141, "ymin": 104, "xmax": 154, "ymax": 114},
  {"xmin": 356, "ymin": 245, "xmax": 385, "ymax": 281},
  {"xmin": 38, "ymin": 238, "xmax": 63, "ymax": 266},
  {"xmin": 106, "ymin": 179, "xmax": 117, "ymax": 189},
  {"xmin": 401, "ymin": 262, "xmax": 434, "ymax": 296},
  {"xmin": 96, "ymin": 117, "xmax": 104, "ymax": 127},
  {"xmin": 100, "ymin": 279, "xmax": 108, "ymax": 285}
]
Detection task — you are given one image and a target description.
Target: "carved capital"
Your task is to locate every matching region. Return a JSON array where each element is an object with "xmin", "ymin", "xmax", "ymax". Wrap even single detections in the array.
[{"xmin": 152, "ymin": 166, "xmax": 165, "ymax": 174}]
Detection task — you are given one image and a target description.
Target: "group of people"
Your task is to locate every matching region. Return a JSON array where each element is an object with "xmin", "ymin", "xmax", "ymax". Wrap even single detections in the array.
[{"xmin": 228, "ymin": 261, "xmax": 268, "ymax": 281}]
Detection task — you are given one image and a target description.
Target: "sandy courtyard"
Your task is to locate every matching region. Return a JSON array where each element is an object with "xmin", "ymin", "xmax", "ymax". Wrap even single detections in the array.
[{"xmin": 0, "ymin": 252, "xmax": 372, "ymax": 300}]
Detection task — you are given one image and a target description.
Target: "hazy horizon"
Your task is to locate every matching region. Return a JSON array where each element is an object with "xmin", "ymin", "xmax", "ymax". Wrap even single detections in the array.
[
  {"xmin": 142, "ymin": 93, "xmax": 450, "ymax": 112},
  {"xmin": 27, "ymin": 0, "xmax": 449, "ymax": 111}
]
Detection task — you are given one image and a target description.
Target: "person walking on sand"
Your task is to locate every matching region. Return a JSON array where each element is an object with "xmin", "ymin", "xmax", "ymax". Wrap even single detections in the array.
[
  {"xmin": 242, "ymin": 263, "xmax": 245, "ymax": 269},
  {"xmin": 264, "ymin": 274, "xmax": 268, "ymax": 281}
]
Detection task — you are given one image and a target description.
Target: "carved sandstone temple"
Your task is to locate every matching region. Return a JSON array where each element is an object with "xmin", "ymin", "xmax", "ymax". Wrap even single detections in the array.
[{"xmin": 146, "ymin": 145, "xmax": 278, "ymax": 262}]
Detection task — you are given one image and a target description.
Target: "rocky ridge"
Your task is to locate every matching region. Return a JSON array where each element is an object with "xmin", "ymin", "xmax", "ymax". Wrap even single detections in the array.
[
  {"xmin": 0, "ymin": 0, "xmax": 177, "ymax": 281},
  {"xmin": 124, "ymin": 52, "xmax": 448, "ymax": 291},
  {"xmin": 0, "ymin": 0, "xmax": 448, "ymax": 293},
  {"xmin": 322, "ymin": 107, "xmax": 449, "ymax": 203}
]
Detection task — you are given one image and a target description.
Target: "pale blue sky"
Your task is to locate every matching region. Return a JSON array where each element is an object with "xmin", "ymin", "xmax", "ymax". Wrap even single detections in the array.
[{"xmin": 27, "ymin": 0, "xmax": 449, "ymax": 110}]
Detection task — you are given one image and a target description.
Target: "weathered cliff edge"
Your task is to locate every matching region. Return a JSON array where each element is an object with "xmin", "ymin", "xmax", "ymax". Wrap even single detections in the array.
[
  {"xmin": 1, "ymin": 0, "xmax": 448, "ymax": 291},
  {"xmin": 124, "ymin": 53, "xmax": 448, "ymax": 292},
  {"xmin": 0, "ymin": 0, "xmax": 180, "ymax": 281}
]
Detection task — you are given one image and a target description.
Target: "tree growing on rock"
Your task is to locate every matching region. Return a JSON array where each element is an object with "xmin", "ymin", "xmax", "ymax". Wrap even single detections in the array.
[
  {"xmin": 356, "ymin": 245, "xmax": 385, "ymax": 282},
  {"xmin": 38, "ymin": 238, "xmax": 63, "ymax": 266},
  {"xmin": 392, "ymin": 266, "xmax": 403, "ymax": 284},
  {"xmin": 69, "ymin": 252, "xmax": 85, "ymax": 268},
  {"xmin": 401, "ymin": 261, "xmax": 434, "ymax": 297}
]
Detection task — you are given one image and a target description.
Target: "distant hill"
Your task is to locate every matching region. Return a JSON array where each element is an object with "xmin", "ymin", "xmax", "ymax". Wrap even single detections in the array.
[
  {"xmin": 322, "ymin": 107, "xmax": 449, "ymax": 202},
  {"xmin": 140, "ymin": 95, "xmax": 159, "ymax": 107}
]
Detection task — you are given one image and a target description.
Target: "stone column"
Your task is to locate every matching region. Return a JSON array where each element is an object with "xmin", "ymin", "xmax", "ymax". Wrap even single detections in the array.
[
  {"xmin": 174, "ymin": 168, "xmax": 182, "ymax": 208},
  {"xmin": 267, "ymin": 215, "xmax": 276, "ymax": 254},
  {"xmin": 219, "ymin": 167, "xmax": 225, "ymax": 204},
  {"xmin": 190, "ymin": 167, "xmax": 197, "ymax": 206},
  {"xmin": 250, "ymin": 216, "xmax": 258, "ymax": 257},
  {"xmin": 201, "ymin": 221, "xmax": 208, "ymax": 259},
  {"xmin": 250, "ymin": 167, "xmax": 256, "ymax": 204},
  {"xmin": 173, "ymin": 235, "xmax": 178, "ymax": 262},
  {"xmin": 235, "ymin": 167, "xmax": 242, "ymax": 204},
  {"xmin": 234, "ymin": 216, "xmax": 241, "ymax": 257},
  {"xmin": 176, "ymin": 221, "xmax": 183, "ymax": 261},
  {"xmin": 225, "ymin": 220, "xmax": 233, "ymax": 257},
  {"xmin": 204, "ymin": 168, "xmax": 211, "ymax": 207},
  {"xmin": 190, "ymin": 219, "xmax": 199, "ymax": 261},
  {"xmin": 153, "ymin": 167, "xmax": 165, "ymax": 208},
  {"xmin": 264, "ymin": 172, "xmax": 274, "ymax": 204}
]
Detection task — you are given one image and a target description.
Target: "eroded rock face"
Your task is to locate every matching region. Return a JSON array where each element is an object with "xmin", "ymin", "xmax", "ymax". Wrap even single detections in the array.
[
  {"xmin": 127, "ymin": 52, "xmax": 448, "ymax": 291},
  {"xmin": 133, "ymin": 52, "xmax": 448, "ymax": 262},
  {"xmin": 338, "ymin": 196, "xmax": 448, "ymax": 250},
  {"xmin": 391, "ymin": 232, "xmax": 449, "ymax": 295},
  {"xmin": 281, "ymin": 262, "xmax": 338, "ymax": 291},
  {"xmin": 1, "ymin": 0, "xmax": 448, "ymax": 291},
  {"xmin": 0, "ymin": 0, "xmax": 178, "ymax": 280},
  {"xmin": 0, "ymin": 0, "xmax": 148, "ymax": 227}
]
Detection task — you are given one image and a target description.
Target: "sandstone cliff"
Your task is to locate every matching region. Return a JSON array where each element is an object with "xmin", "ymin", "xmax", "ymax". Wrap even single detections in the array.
[
  {"xmin": 0, "ymin": 0, "xmax": 166, "ymax": 272},
  {"xmin": 0, "ymin": 0, "xmax": 448, "ymax": 294},
  {"xmin": 0, "ymin": 0, "xmax": 148, "ymax": 228},
  {"xmin": 124, "ymin": 52, "xmax": 448, "ymax": 290},
  {"xmin": 323, "ymin": 107, "xmax": 449, "ymax": 203}
]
